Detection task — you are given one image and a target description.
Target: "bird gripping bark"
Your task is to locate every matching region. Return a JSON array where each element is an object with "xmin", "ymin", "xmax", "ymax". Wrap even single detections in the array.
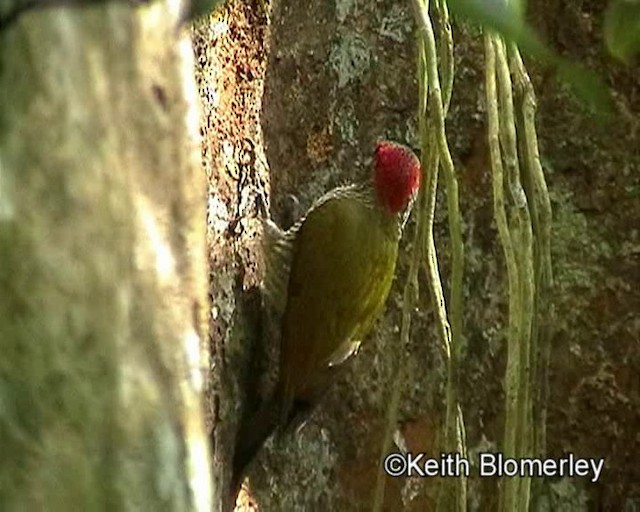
[{"xmin": 231, "ymin": 140, "xmax": 421, "ymax": 498}]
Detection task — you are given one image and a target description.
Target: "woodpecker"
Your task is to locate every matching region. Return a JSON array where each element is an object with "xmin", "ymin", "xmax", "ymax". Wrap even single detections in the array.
[{"xmin": 231, "ymin": 140, "xmax": 421, "ymax": 498}]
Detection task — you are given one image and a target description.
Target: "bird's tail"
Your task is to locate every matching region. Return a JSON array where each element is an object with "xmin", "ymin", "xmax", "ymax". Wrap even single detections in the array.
[
  {"xmin": 229, "ymin": 379, "xmax": 336, "ymax": 506},
  {"xmin": 230, "ymin": 395, "xmax": 282, "ymax": 504}
]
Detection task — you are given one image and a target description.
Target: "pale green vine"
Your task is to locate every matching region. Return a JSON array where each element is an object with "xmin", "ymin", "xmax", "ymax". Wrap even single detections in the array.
[
  {"xmin": 484, "ymin": 23, "xmax": 553, "ymax": 512},
  {"xmin": 372, "ymin": 1, "xmax": 466, "ymax": 510}
]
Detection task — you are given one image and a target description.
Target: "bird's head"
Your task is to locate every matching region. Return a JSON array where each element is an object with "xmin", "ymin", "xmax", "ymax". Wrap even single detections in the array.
[{"xmin": 373, "ymin": 140, "xmax": 421, "ymax": 215}]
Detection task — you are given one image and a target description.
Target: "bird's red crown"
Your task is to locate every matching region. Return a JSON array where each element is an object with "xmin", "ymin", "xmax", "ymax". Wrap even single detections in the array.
[{"xmin": 373, "ymin": 140, "xmax": 421, "ymax": 214}]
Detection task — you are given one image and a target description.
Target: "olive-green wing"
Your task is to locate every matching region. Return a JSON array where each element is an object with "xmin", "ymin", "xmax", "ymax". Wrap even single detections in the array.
[{"xmin": 278, "ymin": 196, "xmax": 397, "ymax": 412}]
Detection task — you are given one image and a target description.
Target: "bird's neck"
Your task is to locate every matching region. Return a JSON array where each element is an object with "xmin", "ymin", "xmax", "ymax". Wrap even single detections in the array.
[
  {"xmin": 346, "ymin": 182, "xmax": 407, "ymax": 237},
  {"xmin": 300, "ymin": 182, "xmax": 409, "ymax": 238}
]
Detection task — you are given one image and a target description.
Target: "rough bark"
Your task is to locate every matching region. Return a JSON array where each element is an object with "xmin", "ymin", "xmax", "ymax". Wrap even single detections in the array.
[
  {"xmin": 0, "ymin": 2, "xmax": 211, "ymax": 510},
  {"xmin": 192, "ymin": 3, "xmax": 270, "ymax": 510}
]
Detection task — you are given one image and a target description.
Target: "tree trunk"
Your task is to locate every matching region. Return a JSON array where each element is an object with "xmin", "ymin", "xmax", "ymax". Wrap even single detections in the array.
[{"xmin": 0, "ymin": 2, "xmax": 211, "ymax": 510}]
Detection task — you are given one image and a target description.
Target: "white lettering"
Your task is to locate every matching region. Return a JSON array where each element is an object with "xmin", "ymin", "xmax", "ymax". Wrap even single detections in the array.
[
  {"xmin": 479, "ymin": 453, "xmax": 498, "ymax": 476},
  {"xmin": 589, "ymin": 458, "xmax": 605, "ymax": 482}
]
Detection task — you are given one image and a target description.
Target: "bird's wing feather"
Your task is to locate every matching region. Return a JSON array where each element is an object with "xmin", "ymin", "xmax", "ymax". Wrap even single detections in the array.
[
  {"xmin": 278, "ymin": 195, "xmax": 397, "ymax": 412},
  {"xmin": 262, "ymin": 218, "xmax": 295, "ymax": 315}
]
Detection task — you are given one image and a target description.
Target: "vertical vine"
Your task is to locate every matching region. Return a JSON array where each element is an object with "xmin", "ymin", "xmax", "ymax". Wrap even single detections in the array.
[
  {"xmin": 509, "ymin": 43, "xmax": 554, "ymax": 509},
  {"xmin": 373, "ymin": 0, "xmax": 466, "ymax": 510},
  {"xmin": 484, "ymin": 21, "xmax": 553, "ymax": 511},
  {"xmin": 414, "ymin": 1, "xmax": 467, "ymax": 510}
]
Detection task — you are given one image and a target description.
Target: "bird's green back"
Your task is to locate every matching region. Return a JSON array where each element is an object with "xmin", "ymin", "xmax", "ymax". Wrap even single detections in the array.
[{"xmin": 278, "ymin": 191, "xmax": 399, "ymax": 415}]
